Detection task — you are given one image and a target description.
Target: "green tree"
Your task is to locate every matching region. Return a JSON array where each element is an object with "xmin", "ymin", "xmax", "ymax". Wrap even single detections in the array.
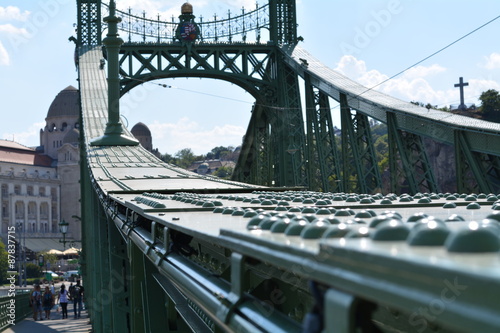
[
  {"xmin": 479, "ymin": 89, "xmax": 500, "ymax": 121},
  {"xmin": 160, "ymin": 152, "xmax": 174, "ymax": 164},
  {"xmin": 26, "ymin": 263, "xmax": 43, "ymax": 278},
  {"xmin": 0, "ymin": 239, "xmax": 8, "ymax": 283},
  {"xmin": 174, "ymin": 148, "xmax": 197, "ymax": 169},
  {"xmin": 213, "ymin": 166, "xmax": 234, "ymax": 179}
]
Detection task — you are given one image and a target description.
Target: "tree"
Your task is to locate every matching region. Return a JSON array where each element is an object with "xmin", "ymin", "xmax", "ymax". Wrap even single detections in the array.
[
  {"xmin": 213, "ymin": 166, "xmax": 234, "ymax": 179},
  {"xmin": 479, "ymin": 89, "xmax": 500, "ymax": 121},
  {"xmin": 26, "ymin": 263, "xmax": 43, "ymax": 278},
  {"xmin": 174, "ymin": 148, "xmax": 197, "ymax": 169},
  {"xmin": 0, "ymin": 239, "xmax": 8, "ymax": 283},
  {"xmin": 160, "ymin": 152, "xmax": 174, "ymax": 164}
]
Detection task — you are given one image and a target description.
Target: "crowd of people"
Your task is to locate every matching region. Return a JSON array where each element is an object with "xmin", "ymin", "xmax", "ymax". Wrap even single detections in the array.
[{"xmin": 29, "ymin": 280, "xmax": 84, "ymax": 321}]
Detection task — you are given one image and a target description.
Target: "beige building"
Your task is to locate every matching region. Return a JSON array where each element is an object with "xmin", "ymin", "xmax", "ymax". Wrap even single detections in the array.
[
  {"xmin": 0, "ymin": 86, "xmax": 156, "ymax": 253},
  {"xmin": 0, "ymin": 86, "xmax": 81, "ymax": 252}
]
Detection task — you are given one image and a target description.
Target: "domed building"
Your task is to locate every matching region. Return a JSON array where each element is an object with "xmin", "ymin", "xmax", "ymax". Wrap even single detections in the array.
[
  {"xmin": 0, "ymin": 86, "xmax": 82, "ymax": 253},
  {"xmin": 40, "ymin": 86, "xmax": 80, "ymax": 159},
  {"xmin": 131, "ymin": 122, "xmax": 152, "ymax": 151},
  {"xmin": 131, "ymin": 122, "xmax": 160, "ymax": 157}
]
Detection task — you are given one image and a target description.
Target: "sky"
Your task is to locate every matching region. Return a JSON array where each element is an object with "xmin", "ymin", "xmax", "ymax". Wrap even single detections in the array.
[{"xmin": 1, "ymin": 0, "xmax": 500, "ymax": 155}]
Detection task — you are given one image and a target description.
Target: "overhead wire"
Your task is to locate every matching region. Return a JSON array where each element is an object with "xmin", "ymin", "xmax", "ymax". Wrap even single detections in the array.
[{"xmin": 121, "ymin": 12, "xmax": 500, "ymax": 113}]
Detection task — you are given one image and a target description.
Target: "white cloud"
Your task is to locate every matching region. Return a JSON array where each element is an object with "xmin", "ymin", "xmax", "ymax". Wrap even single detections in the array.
[
  {"xmin": 148, "ymin": 117, "xmax": 245, "ymax": 155},
  {"xmin": 482, "ymin": 53, "xmax": 500, "ymax": 70},
  {"xmin": 0, "ymin": 23, "xmax": 29, "ymax": 36},
  {"xmin": 2, "ymin": 122, "xmax": 44, "ymax": 147},
  {"xmin": 0, "ymin": 41, "xmax": 9, "ymax": 65},
  {"xmin": 0, "ymin": 6, "xmax": 30, "ymax": 22},
  {"xmin": 334, "ymin": 55, "xmax": 455, "ymax": 106}
]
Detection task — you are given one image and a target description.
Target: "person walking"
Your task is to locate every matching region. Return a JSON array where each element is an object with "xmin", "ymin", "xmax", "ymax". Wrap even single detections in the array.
[
  {"xmin": 42, "ymin": 285, "xmax": 54, "ymax": 320},
  {"xmin": 71, "ymin": 279, "xmax": 84, "ymax": 319},
  {"xmin": 30, "ymin": 284, "xmax": 42, "ymax": 321},
  {"xmin": 58, "ymin": 284, "xmax": 69, "ymax": 319}
]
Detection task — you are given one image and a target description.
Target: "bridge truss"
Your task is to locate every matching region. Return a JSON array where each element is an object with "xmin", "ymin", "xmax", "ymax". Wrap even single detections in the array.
[{"xmin": 75, "ymin": 1, "xmax": 500, "ymax": 333}]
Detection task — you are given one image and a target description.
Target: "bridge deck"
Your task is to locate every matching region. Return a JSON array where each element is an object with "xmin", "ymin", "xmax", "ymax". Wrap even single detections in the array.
[
  {"xmin": 4, "ymin": 308, "xmax": 89, "ymax": 333},
  {"xmin": 78, "ymin": 45, "xmax": 500, "ymax": 332}
]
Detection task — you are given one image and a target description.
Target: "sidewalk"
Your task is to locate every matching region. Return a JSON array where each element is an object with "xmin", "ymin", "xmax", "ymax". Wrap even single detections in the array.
[{"xmin": 4, "ymin": 305, "xmax": 91, "ymax": 333}]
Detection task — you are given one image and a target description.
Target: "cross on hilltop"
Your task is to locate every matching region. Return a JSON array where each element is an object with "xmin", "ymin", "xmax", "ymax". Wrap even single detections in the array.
[{"xmin": 454, "ymin": 77, "xmax": 469, "ymax": 111}]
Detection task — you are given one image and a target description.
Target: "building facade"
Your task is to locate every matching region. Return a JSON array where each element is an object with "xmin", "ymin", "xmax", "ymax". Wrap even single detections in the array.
[{"xmin": 0, "ymin": 86, "xmax": 81, "ymax": 252}]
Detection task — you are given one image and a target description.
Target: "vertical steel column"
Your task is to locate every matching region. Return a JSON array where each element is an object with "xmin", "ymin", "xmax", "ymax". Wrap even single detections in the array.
[
  {"xmin": 268, "ymin": 0, "xmax": 297, "ymax": 44},
  {"xmin": 387, "ymin": 112, "xmax": 418, "ymax": 194},
  {"xmin": 90, "ymin": 0, "xmax": 139, "ymax": 146},
  {"xmin": 304, "ymin": 75, "xmax": 341, "ymax": 192},
  {"xmin": 276, "ymin": 64, "xmax": 307, "ymax": 187},
  {"xmin": 454, "ymin": 130, "xmax": 491, "ymax": 193},
  {"xmin": 77, "ymin": 0, "xmax": 102, "ymax": 46},
  {"xmin": 233, "ymin": 103, "xmax": 272, "ymax": 186},
  {"xmin": 128, "ymin": 241, "xmax": 145, "ymax": 332},
  {"xmin": 107, "ymin": 218, "xmax": 130, "ymax": 332},
  {"xmin": 143, "ymin": 259, "xmax": 169, "ymax": 332}
]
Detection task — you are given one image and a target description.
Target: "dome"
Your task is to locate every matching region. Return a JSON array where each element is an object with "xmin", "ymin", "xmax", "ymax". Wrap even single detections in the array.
[
  {"xmin": 131, "ymin": 122, "xmax": 151, "ymax": 137},
  {"xmin": 63, "ymin": 128, "xmax": 80, "ymax": 144},
  {"xmin": 181, "ymin": 2, "xmax": 193, "ymax": 14},
  {"xmin": 198, "ymin": 163, "xmax": 209, "ymax": 169},
  {"xmin": 46, "ymin": 86, "xmax": 79, "ymax": 119}
]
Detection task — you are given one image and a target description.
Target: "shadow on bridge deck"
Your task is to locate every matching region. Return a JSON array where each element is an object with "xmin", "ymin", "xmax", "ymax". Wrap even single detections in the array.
[{"xmin": 4, "ymin": 308, "xmax": 90, "ymax": 333}]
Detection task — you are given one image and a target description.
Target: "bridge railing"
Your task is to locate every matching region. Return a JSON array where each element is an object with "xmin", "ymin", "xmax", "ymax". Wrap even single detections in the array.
[
  {"xmin": 102, "ymin": 2, "xmax": 270, "ymax": 43},
  {"xmin": 0, "ymin": 291, "xmax": 31, "ymax": 331}
]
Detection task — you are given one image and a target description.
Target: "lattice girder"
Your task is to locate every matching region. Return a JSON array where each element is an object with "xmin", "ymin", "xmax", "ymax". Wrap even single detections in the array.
[
  {"xmin": 340, "ymin": 93, "xmax": 382, "ymax": 194},
  {"xmin": 454, "ymin": 130, "xmax": 490, "ymax": 193},
  {"xmin": 387, "ymin": 112, "xmax": 438, "ymax": 194},
  {"xmin": 233, "ymin": 103, "xmax": 272, "ymax": 185},
  {"xmin": 274, "ymin": 64, "xmax": 307, "ymax": 187},
  {"xmin": 77, "ymin": 0, "xmax": 101, "ymax": 46},
  {"xmin": 304, "ymin": 75, "xmax": 341, "ymax": 192},
  {"xmin": 118, "ymin": 44, "xmax": 277, "ymax": 96}
]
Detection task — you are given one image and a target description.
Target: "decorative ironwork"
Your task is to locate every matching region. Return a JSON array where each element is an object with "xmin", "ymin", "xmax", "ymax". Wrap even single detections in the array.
[{"xmin": 101, "ymin": 2, "xmax": 270, "ymax": 43}]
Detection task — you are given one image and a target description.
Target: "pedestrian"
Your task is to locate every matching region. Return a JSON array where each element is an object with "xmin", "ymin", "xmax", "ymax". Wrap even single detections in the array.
[
  {"xmin": 30, "ymin": 284, "xmax": 42, "ymax": 321},
  {"xmin": 71, "ymin": 279, "xmax": 84, "ymax": 319},
  {"xmin": 50, "ymin": 282, "xmax": 55, "ymax": 294},
  {"xmin": 42, "ymin": 285, "xmax": 54, "ymax": 320},
  {"xmin": 58, "ymin": 284, "xmax": 69, "ymax": 319}
]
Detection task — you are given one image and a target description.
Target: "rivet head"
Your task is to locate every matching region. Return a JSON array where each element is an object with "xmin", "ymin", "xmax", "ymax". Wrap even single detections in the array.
[
  {"xmin": 407, "ymin": 221, "xmax": 450, "ymax": 246},
  {"xmin": 371, "ymin": 219, "xmax": 410, "ymax": 241},
  {"xmin": 322, "ymin": 224, "xmax": 352, "ymax": 239},
  {"xmin": 284, "ymin": 221, "xmax": 308, "ymax": 236},
  {"xmin": 446, "ymin": 222, "xmax": 500, "ymax": 253}
]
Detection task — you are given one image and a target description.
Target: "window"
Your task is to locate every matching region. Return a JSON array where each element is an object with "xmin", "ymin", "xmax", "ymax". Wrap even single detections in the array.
[
  {"xmin": 27, "ymin": 186, "xmax": 33, "ymax": 196},
  {"xmin": 14, "ymin": 185, "xmax": 21, "ymax": 195},
  {"xmin": 28, "ymin": 202, "xmax": 36, "ymax": 218},
  {"xmin": 1, "ymin": 185, "xmax": 7, "ymax": 197},
  {"xmin": 2, "ymin": 202, "xmax": 8, "ymax": 218},
  {"xmin": 39, "ymin": 187, "xmax": 46, "ymax": 196}
]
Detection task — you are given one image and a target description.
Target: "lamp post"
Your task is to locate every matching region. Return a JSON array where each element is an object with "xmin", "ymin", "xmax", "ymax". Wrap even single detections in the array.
[
  {"xmin": 59, "ymin": 219, "xmax": 69, "ymax": 250},
  {"xmin": 38, "ymin": 254, "xmax": 44, "ymax": 279}
]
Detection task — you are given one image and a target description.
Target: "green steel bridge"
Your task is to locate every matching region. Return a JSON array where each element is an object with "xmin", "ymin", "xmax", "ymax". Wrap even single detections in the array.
[{"xmin": 75, "ymin": 1, "xmax": 500, "ymax": 332}]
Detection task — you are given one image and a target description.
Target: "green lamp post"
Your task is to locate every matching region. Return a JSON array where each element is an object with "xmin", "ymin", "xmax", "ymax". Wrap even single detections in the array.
[{"xmin": 90, "ymin": 0, "xmax": 139, "ymax": 146}]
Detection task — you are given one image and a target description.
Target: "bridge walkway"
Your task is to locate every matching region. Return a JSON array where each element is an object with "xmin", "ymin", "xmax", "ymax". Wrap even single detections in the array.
[{"xmin": 4, "ymin": 307, "xmax": 90, "ymax": 333}]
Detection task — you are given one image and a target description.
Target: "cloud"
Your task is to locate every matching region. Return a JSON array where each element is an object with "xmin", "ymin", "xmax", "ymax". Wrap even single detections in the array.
[
  {"xmin": 2, "ymin": 122, "xmax": 44, "ymax": 147},
  {"xmin": 0, "ymin": 6, "xmax": 30, "ymax": 21},
  {"xmin": 0, "ymin": 23, "xmax": 29, "ymax": 36},
  {"xmin": 0, "ymin": 41, "xmax": 9, "ymax": 65},
  {"xmin": 148, "ymin": 117, "xmax": 245, "ymax": 155},
  {"xmin": 482, "ymin": 53, "xmax": 500, "ymax": 70},
  {"xmin": 334, "ymin": 55, "xmax": 455, "ymax": 106}
]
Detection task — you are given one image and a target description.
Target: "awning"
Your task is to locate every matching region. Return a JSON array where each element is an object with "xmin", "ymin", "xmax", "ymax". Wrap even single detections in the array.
[{"xmin": 23, "ymin": 238, "xmax": 80, "ymax": 253}]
